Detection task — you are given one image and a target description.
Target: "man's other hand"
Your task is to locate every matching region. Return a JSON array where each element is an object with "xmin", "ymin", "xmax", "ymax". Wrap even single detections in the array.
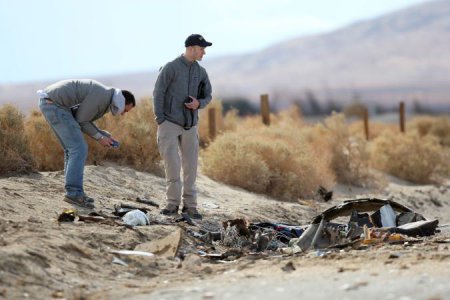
[
  {"xmin": 98, "ymin": 136, "xmax": 115, "ymax": 147},
  {"xmin": 184, "ymin": 96, "xmax": 200, "ymax": 110}
]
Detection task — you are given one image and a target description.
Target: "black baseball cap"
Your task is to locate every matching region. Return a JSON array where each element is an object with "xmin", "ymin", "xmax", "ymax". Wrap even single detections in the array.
[{"xmin": 185, "ymin": 34, "xmax": 212, "ymax": 47}]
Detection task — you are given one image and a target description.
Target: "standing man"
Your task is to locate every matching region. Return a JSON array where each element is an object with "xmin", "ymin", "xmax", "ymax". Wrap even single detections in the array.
[
  {"xmin": 153, "ymin": 34, "xmax": 213, "ymax": 220},
  {"xmin": 38, "ymin": 79, "xmax": 136, "ymax": 209}
]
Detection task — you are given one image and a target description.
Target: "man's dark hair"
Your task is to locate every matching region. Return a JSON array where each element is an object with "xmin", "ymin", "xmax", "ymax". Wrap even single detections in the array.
[{"xmin": 122, "ymin": 90, "xmax": 136, "ymax": 107}]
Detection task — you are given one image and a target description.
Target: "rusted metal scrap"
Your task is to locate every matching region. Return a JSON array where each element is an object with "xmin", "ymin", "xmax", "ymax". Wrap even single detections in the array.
[
  {"xmin": 297, "ymin": 198, "xmax": 439, "ymax": 252},
  {"xmin": 311, "ymin": 198, "xmax": 417, "ymax": 224}
]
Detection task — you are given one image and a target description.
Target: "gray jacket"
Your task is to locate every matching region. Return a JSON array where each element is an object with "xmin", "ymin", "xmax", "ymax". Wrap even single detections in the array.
[
  {"xmin": 44, "ymin": 79, "xmax": 114, "ymax": 139},
  {"xmin": 153, "ymin": 55, "xmax": 212, "ymax": 127}
]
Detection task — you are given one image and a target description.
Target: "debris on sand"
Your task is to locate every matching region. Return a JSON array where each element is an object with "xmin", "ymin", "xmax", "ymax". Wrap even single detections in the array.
[
  {"xmin": 135, "ymin": 228, "xmax": 182, "ymax": 258},
  {"xmin": 294, "ymin": 198, "xmax": 439, "ymax": 252},
  {"xmin": 183, "ymin": 198, "xmax": 440, "ymax": 260}
]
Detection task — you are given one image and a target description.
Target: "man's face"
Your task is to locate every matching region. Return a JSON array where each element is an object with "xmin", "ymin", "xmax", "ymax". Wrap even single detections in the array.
[
  {"xmin": 121, "ymin": 103, "xmax": 134, "ymax": 116},
  {"xmin": 192, "ymin": 46, "xmax": 206, "ymax": 61}
]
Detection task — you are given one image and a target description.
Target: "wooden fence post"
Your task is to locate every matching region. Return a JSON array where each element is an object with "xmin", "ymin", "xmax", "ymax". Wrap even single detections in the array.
[
  {"xmin": 260, "ymin": 94, "xmax": 270, "ymax": 126},
  {"xmin": 208, "ymin": 108, "xmax": 216, "ymax": 140},
  {"xmin": 399, "ymin": 101, "xmax": 405, "ymax": 133},
  {"xmin": 363, "ymin": 108, "xmax": 369, "ymax": 141}
]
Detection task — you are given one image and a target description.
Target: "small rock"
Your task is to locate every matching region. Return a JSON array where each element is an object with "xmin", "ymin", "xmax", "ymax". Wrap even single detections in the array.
[
  {"xmin": 341, "ymin": 281, "xmax": 368, "ymax": 291},
  {"xmin": 203, "ymin": 291, "xmax": 215, "ymax": 299},
  {"xmin": 281, "ymin": 261, "xmax": 296, "ymax": 272},
  {"xmin": 27, "ymin": 216, "xmax": 41, "ymax": 223},
  {"xmin": 183, "ymin": 254, "xmax": 202, "ymax": 269},
  {"xmin": 202, "ymin": 203, "xmax": 219, "ymax": 209},
  {"xmin": 388, "ymin": 253, "xmax": 401, "ymax": 259},
  {"xmin": 51, "ymin": 291, "xmax": 64, "ymax": 299},
  {"xmin": 112, "ymin": 257, "xmax": 128, "ymax": 266}
]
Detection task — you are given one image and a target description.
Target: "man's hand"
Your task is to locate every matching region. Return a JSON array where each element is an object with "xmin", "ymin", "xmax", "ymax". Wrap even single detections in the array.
[
  {"xmin": 184, "ymin": 96, "xmax": 200, "ymax": 110},
  {"xmin": 98, "ymin": 136, "xmax": 115, "ymax": 147}
]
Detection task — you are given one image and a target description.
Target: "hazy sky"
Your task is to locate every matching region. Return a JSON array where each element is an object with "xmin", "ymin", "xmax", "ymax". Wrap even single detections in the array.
[{"xmin": 0, "ymin": 0, "xmax": 429, "ymax": 84}]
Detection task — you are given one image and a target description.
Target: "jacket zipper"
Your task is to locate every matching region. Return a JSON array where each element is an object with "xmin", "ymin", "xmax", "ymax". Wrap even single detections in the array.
[
  {"xmin": 187, "ymin": 64, "xmax": 194, "ymax": 128},
  {"xmin": 188, "ymin": 65, "xmax": 191, "ymax": 96}
]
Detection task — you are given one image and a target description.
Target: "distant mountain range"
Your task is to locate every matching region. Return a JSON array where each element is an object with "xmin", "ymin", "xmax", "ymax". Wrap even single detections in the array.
[{"xmin": 1, "ymin": 0, "xmax": 449, "ymax": 113}]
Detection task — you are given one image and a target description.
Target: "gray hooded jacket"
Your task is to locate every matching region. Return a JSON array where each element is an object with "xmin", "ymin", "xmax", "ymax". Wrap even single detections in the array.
[
  {"xmin": 153, "ymin": 55, "xmax": 212, "ymax": 127},
  {"xmin": 44, "ymin": 79, "xmax": 114, "ymax": 140}
]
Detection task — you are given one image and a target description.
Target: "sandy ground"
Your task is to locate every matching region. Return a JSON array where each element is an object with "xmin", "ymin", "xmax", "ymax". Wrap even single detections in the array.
[{"xmin": 0, "ymin": 164, "xmax": 449, "ymax": 300}]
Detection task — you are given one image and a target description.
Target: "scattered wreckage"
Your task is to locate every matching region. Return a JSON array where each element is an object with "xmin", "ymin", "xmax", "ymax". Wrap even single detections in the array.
[
  {"xmin": 192, "ymin": 198, "xmax": 440, "ymax": 257},
  {"xmin": 295, "ymin": 198, "xmax": 439, "ymax": 252},
  {"xmin": 57, "ymin": 198, "xmax": 441, "ymax": 261}
]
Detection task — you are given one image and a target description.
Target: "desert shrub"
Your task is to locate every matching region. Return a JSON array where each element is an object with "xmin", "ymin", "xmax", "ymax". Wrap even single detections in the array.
[
  {"xmin": 202, "ymin": 118, "xmax": 334, "ymax": 201},
  {"xmin": 438, "ymin": 148, "xmax": 450, "ymax": 178},
  {"xmin": 198, "ymin": 99, "xmax": 224, "ymax": 146},
  {"xmin": 25, "ymin": 110, "xmax": 113, "ymax": 171},
  {"xmin": 0, "ymin": 105, "xmax": 35, "ymax": 174},
  {"xmin": 408, "ymin": 116, "xmax": 450, "ymax": 147},
  {"xmin": 24, "ymin": 99, "xmax": 162, "ymax": 174},
  {"xmin": 271, "ymin": 105, "xmax": 304, "ymax": 127},
  {"xmin": 370, "ymin": 130, "xmax": 449, "ymax": 183},
  {"xmin": 102, "ymin": 99, "xmax": 162, "ymax": 174},
  {"xmin": 321, "ymin": 113, "xmax": 375, "ymax": 187},
  {"xmin": 222, "ymin": 108, "xmax": 239, "ymax": 133},
  {"xmin": 25, "ymin": 110, "xmax": 64, "ymax": 171},
  {"xmin": 348, "ymin": 121, "xmax": 397, "ymax": 141}
]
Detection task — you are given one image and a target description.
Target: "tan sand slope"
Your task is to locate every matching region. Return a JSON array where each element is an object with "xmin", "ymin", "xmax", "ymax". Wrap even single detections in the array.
[{"xmin": 0, "ymin": 165, "xmax": 449, "ymax": 299}]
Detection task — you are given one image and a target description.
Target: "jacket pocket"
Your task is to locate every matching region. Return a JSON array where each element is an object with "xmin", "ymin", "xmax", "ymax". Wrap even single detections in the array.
[
  {"xmin": 165, "ymin": 96, "xmax": 174, "ymax": 114},
  {"xmin": 169, "ymin": 96, "xmax": 175, "ymax": 114}
]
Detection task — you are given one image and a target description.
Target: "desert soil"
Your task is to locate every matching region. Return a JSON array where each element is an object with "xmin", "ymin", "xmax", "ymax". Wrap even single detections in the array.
[{"xmin": 0, "ymin": 164, "xmax": 449, "ymax": 300}]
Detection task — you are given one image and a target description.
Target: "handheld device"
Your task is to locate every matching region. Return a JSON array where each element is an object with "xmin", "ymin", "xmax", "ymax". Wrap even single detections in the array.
[{"xmin": 111, "ymin": 139, "xmax": 120, "ymax": 148}]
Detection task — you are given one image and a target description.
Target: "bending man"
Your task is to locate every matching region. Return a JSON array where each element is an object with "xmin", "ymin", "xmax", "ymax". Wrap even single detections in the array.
[{"xmin": 38, "ymin": 79, "xmax": 136, "ymax": 208}]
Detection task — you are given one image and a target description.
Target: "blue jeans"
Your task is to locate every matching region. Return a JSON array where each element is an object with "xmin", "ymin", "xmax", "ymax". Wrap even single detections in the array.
[{"xmin": 39, "ymin": 99, "xmax": 88, "ymax": 198}]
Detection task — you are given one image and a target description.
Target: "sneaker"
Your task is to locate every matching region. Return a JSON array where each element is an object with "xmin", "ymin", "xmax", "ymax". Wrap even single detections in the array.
[
  {"xmin": 160, "ymin": 204, "xmax": 179, "ymax": 216},
  {"xmin": 63, "ymin": 195, "xmax": 95, "ymax": 209},
  {"xmin": 181, "ymin": 207, "xmax": 202, "ymax": 220},
  {"xmin": 84, "ymin": 196, "xmax": 95, "ymax": 203}
]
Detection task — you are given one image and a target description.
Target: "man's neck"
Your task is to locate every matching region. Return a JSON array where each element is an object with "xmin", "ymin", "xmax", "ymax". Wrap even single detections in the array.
[{"xmin": 183, "ymin": 52, "xmax": 195, "ymax": 63}]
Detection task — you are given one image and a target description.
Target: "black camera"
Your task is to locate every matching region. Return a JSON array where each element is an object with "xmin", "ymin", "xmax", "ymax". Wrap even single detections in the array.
[{"xmin": 184, "ymin": 97, "xmax": 193, "ymax": 104}]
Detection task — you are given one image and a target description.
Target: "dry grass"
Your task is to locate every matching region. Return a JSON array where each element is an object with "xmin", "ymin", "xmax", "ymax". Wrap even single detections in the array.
[
  {"xmin": 25, "ymin": 110, "xmax": 64, "ymax": 171},
  {"xmin": 0, "ymin": 105, "xmax": 35, "ymax": 174},
  {"xmin": 348, "ymin": 121, "xmax": 397, "ymax": 141},
  {"xmin": 25, "ymin": 110, "xmax": 113, "ymax": 171},
  {"xmin": 408, "ymin": 116, "xmax": 450, "ymax": 147},
  {"xmin": 202, "ymin": 109, "xmax": 335, "ymax": 201},
  {"xmin": 321, "ymin": 113, "xmax": 376, "ymax": 187},
  {"xmin": 20, "ymin": 99, "xmax": 161, "ymax": 174},
  {"xmin": 198, "ymin": 100, "xmax": 224, "ymax": 146},
  {"xmin": 201, "ymin": 109, "xmax": 389, "ymax": 200},
  {"xmin": 369, "ymin": 130, "xmax": 449, "ymax": 183},
  {"xmin": 101, "ymin": 99, "xmax": 162, "ymax": 174},
  {"xmin": 2, "ymin": 99, "xmax": 448, "ymax": 196}
]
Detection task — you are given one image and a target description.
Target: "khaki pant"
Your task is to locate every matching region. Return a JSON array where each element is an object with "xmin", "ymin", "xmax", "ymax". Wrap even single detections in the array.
[{"xmin": 157, "ymin": 121, "xmax": 198, "ymax": 208}]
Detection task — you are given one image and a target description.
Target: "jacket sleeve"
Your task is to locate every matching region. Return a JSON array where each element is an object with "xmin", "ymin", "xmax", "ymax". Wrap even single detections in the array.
[
  {"xmin": 198, "ymin": 70, "xmax": 212, "ymax": 109},
  {"xmin": 153, "ymin": 63, "xmax": 175, "ymax": 124},
  {"xmin": 75, "ymin": 94, "xmax": 104, "ymax": 140}
]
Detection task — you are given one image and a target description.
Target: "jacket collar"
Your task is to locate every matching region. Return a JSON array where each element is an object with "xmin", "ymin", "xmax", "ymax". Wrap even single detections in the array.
[{"xmin": 179, "ymin": 54, "xmax": 196, "ymax": 67}]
